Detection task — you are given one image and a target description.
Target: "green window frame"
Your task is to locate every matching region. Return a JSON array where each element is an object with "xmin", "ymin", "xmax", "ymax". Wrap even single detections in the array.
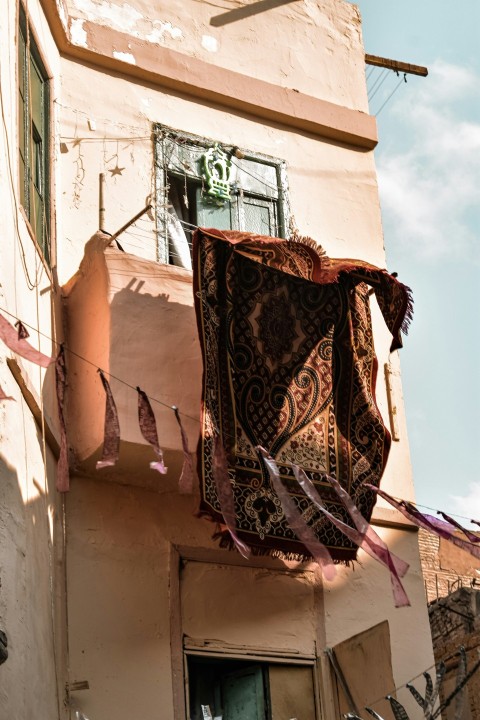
[
  {"xmin": 155, "ymin": 125, "xmax": 290, "ymax": 267},
  {"xmin": 18, "ymin": 4, "xmax": 51, "ymax": 263}
]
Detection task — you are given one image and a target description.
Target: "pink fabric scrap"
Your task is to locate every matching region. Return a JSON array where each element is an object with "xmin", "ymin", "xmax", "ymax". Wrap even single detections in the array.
[
  {"xmin": 96, "ymin": 370, "xmax": 120, "ymax": 469},
  {"xmin": 0, "ymin": 313, "xmax": 52, "ymax": 368},
  {"xmin": 369, "ymin": 485, "xmax": 480, "ymax": 561},
  {"xmin": 136, "ymin": 387, "xmax": 167, "ymax": 474},
  {"xmin": 438, "ymin": 511, "xmax": 480, "ymax": 544},
  {"xmin": 173, "ymin": 406, "xmax": 194, "ymax": 494},
  {"xmin": 258, "ymin": 448, "xmax": 336, "ymax": 580},
  {"xmin": 213, "ymin": 437, "xmax": 251, "ymax": 559},
  {"xmin": 294, "ymin": 467, "xmax": 410, "ymax": 607},
  {"xmin": 55, "ymin": 345, "xmax": 69, "ymax": 492}
]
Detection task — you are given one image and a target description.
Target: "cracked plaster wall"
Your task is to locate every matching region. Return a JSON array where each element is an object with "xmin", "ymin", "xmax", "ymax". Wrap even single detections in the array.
[{"xmin": 64, "ymin": 0, "xmax": 369, "ymax": 111}]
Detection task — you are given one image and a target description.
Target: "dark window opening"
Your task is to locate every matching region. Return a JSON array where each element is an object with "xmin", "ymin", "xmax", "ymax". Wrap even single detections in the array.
[
  {"xmin": 155, "ymin": 126, "xmax": 290, "ymax": 268},
  {"xmin": 186, "ymin": 655, "xmax": 317, "ymax": 720}
]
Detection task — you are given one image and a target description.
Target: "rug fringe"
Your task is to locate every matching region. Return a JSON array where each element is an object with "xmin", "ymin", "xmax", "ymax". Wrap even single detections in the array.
[
  {"xmin": 215, "ymin": 528, "xmax": 355, "ymax": 566},
  {"xmin": 288, "ymin": 232, "xmax": 327, "ymax": 256},
  {"xmin": 400, "ymin": 282, "xmax": 414, "ymax": 336}
]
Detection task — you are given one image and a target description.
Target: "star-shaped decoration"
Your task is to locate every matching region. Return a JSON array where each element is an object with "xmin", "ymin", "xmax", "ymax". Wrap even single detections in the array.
[{"xmin": 109, "ymin": 165, "xmax": 125, "ymax": 176}]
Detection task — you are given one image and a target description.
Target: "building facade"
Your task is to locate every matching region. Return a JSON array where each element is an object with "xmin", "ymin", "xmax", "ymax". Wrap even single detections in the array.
[{"xmin": 0, "ymin": 1, "xmax": 435, "ymax": 718}]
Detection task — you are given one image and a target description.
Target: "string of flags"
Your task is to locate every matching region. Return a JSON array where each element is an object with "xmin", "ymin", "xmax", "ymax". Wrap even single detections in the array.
[
  {"xmin": 0, "ymin": 310, "xmax": 194, "ymax": 496},
  {"xmin": 1, "ymin": 309, "xmax": 480, "ymax": 609},
  {"xmin": 344, "ymin": 646, "xmax": 480, "ymax": 720}
]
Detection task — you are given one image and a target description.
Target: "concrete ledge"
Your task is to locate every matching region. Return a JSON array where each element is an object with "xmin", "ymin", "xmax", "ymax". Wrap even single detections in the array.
[{"xmin": 41, "ymin": 0, "xmax": 377, "ymax": 149}]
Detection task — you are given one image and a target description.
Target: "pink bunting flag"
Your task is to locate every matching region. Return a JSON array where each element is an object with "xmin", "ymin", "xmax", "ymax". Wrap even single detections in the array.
[
  {"xmin": 293, "ymin": 467, "xmax": 410, "ymax": 607},
  {"xmin": 96, "ymin": 370, "xmax": 120, "ymax": 469},
  {"xmin": 136, "ymin": 387, "xmax": 167, "ymax": 474},
  {"xmin": 213, "ymin": 437, "xmax": 251, "ymax": 559},
  {"xmin": 173, "ymin": 406, "xmax": 194, "ymax": 494},
  {"xmin": 437, "ymin": 511, "xmax": 480, "ymax": 544},
  {"xmin": 0, "ymin": 313, "xmax": 52, "ymax": 368},
  {"xmin": 55, "ymin": 345, "xmax": 69, "ymax": 492},
  {"xmin": 0, "ymin": 384, "xmax": 14, "ymax": 401},
  {"xmin": 257, "ymin": 447, "xmax": 335, "ymax": 580},
  {"xmin": 368, "ymin": 485, "xmax": 480, "ymax": 561}
]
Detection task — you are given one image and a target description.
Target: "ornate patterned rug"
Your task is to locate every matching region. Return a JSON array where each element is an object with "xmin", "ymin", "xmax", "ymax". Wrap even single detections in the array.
[{"xmin": 193, "ymin": 228, "xmax": 412, "ymax": 561}]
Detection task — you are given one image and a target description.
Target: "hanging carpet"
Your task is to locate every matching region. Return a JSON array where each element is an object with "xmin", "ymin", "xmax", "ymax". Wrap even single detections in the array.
[{"xmin": 193, "ymin": 228, "xmax": 412, "ymax": 561}]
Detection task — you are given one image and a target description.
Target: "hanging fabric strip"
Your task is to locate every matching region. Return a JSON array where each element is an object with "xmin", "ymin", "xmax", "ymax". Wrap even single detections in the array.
[
  {"xmin": 213, "ymin": 437, "xmax": 251, "ymax": 559},
  {"xmin": 173, "ymin": 406, "xmax": 194, "ymax": 494},
  {"xmin": 293, "ymin": 467, "xmax": 409, "ymax": 607},
  {"xmin": 0, "ymin": 313, "xmax": 52, "ymax": 368},
  {"xmin": 15, "ymin": 320, "xmax": 30, "ymax": 339},
  {"xmin": 258, "ymin": 448, "xmax": 336, "ymax": 580},
  {"xmin": 55, "ymin": 345, "xmax": 69, "ymax": 492},
  {"xmin": 0, "ymin": 383, "xmax": 14, "ymax": 401},
  {"xmin": 437, "ymin": 512, "xmax": 480, "ymax": 544},
  {"xmin": 96, "ymin": 370, "xmax": 120, "ymax": 469},
  {"xmin": 369, "ymin": 486, "xmax": 480, "ymax": 561},
  {"xmin": 324, "ymin": 473, "xmax": 409, "ymax": 577},
  {"xmin": 136, "ymin": 387, "xmax": 167, "ymax": 474}
]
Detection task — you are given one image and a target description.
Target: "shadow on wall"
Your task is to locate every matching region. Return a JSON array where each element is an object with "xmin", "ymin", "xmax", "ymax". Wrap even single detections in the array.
[
  {"xmin": 0, "ymin": 450, "xmax": 63, "ymax": 715},
  {"xmin": 108, "ymin": 279, "xmax": 202, "ymax": 445}
]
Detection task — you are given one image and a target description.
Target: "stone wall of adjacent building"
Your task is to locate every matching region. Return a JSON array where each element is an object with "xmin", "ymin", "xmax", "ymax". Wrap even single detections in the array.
[
  {"xmin": 428, "ymin": 588, "xmax": 480, "ymax": 720},
  {"xmin": 419, "ymin": 528, "xmax": 480, "ymax": 603}
]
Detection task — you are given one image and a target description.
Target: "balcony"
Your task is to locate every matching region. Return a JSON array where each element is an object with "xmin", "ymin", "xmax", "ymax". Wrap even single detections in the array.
[{"xmin": 62, "ymin": 233, "xmax": 201, "ymax": 489}]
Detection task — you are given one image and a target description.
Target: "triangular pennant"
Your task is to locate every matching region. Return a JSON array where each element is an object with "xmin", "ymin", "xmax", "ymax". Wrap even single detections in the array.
[
  {"xmin": 173, "ymin": 406, "xmax": 194, "ymax": 494},
  {"xmin": 55, "ymin": 345, "xmax": 69, "ymax": 492},
  {"xmin": 96, "ymin": 370, "xmax": 120, "ymax": 469},
  {"xmin": 0, "ymin": 312, "xmax": 52, "ymax": 367},
  {"xmin": 212, "ymin": 437, "xmax": 250, "ymax": 559},
  {"xmin": 137, "ymin": 387, "xmax": 167, "ymax": 474}
]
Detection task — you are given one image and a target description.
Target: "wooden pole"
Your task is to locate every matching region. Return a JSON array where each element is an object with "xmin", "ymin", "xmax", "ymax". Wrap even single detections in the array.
[
  {"xmin": 99, "ymin": 172, "xmax": 106, "ymax": 230},
  {"xmin": 110, "ymin": 204, "xmax": 152, "ymax": 242},
  {"xmin": 365, "ymin": 53, "xmax": 428, "ymax": 77}
]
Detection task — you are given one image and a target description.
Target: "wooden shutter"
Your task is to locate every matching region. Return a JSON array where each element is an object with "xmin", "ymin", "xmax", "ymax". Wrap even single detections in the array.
[{"xmin": 332, "ymin": 621, "xmax": 395, "ymax": 717}]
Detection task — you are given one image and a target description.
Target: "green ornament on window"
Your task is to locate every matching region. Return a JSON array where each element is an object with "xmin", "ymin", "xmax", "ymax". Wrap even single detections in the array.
[{"xmin": 201, "ymin": 144, "xmax": 232, "ymax": 202}]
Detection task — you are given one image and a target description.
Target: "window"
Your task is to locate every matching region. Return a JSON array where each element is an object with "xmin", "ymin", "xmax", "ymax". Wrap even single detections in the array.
[
  {"xmin": 18, "ymin": 5, "xmax": 50, "ymax": 262},
  {"xmin": 186, "ymin": 654, "xmax": 317, "ymax": 720},
  {"xmin": 155, "ymin": 125, "xmax": 290, "ymax": 268}
]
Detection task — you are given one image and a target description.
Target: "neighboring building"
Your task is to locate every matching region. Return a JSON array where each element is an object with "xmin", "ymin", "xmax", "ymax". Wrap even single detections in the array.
[
  {"xmin": 0, "ymin": 1, "xmax": 435, "ymax": 719},
  {"xmin": 419, "ymin": 527, "xmax": 480, "ymax": 603},
  {"xmin": 428, "ymin": 587, "xmax": 480, "ymax": 720}
]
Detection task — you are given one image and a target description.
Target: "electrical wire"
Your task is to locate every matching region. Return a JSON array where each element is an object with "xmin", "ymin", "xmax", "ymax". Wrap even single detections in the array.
[
  {"xmin": 367, "ymin": 67, "xmax": 388, "ymax": 99},
  {"xmin": 368, "ymin": 68, "xmax": 392, "ymax": 102},
  {"xmin": 375, "ymin": 75, "xmax": 406, "ymax": 116}
]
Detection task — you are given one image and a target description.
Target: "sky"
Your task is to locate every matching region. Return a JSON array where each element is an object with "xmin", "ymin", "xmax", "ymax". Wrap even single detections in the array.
[{"xmin": 348, "ymin": 1, "xmax": 480, "ymax": 521}]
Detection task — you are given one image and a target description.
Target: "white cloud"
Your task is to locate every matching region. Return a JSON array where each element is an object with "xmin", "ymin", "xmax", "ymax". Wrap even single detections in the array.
[
  {"xmin": 449, "ymin": 483, "xmax": 480, "ymax": 527},
  {"xmin": 376, "ymin": 60, "xmax": 480, "ymax": 261}
]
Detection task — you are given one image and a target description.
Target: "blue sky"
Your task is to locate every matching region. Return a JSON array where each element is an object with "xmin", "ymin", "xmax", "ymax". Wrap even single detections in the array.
[{"xmin": 349, "ymin": 1, "xmax": 480, "ymax": 521}]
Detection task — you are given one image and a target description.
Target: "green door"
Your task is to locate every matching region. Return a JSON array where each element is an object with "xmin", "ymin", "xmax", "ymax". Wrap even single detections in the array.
[{"xmin": 221, "ymin": 665, "xmax": 266, "ymax": 720}]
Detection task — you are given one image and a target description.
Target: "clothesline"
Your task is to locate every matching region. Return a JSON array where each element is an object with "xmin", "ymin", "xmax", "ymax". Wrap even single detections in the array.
[{"xmin": 0, "ymin": 302, "xmax": 477, "ymax": 526}]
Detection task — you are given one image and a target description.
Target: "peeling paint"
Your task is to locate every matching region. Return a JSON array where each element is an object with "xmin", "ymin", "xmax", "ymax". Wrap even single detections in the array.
[
  {"xmin": 201, "ymin": 35, "xmax": 218, "ymax": 53},
  {"xmin": 56, "ymin": 0, "xmax": 69, "ymax": 31},
  {"xmin": 70, "ymin": 18, "xmax": 88, "ymax": 48},
  {"xmin": 146, "ymin": 20, "xmax": 183, "ymax": 44},
  {"xmin": 72, "ymin": 0, "xmax": 143, "ymax": 33},
  {"xmin": 112, "ymin": 50, "xmax": 136, "ymax": 65}
]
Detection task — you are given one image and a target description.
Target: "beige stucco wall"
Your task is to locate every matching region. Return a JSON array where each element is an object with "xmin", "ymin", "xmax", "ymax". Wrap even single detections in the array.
[
  {"xmin": 64, "ymin": 0, "xmax": 368, "ymax": 112},
  {"xmin": 0, "ymin": 0, "xmax": 66, "ymax": 717}
]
